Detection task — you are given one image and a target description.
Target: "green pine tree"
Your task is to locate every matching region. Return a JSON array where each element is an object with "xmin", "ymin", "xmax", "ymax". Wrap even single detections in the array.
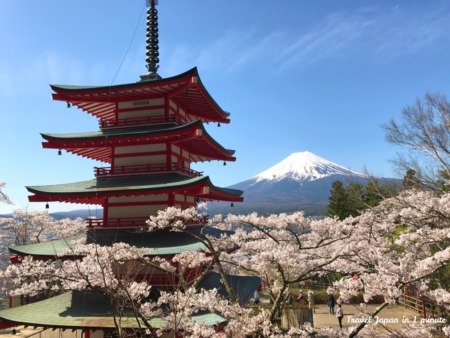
[
  {"xmin": 402, "ymin": 169, "xmax": 422, "ymax": 190},
  {"xmin": 346, "ymin": 182, "xmax": 366, "ymax": 216},
  {"xmin": 364, "ymin": 179, "xmax": 384, "ymax": 207},
  {"xmin": 328, "ymin": 180, "xmax": 351, "ymax": 220}
]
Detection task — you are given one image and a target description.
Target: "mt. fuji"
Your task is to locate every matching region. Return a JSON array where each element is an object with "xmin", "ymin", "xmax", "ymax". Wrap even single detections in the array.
[
  {"xmin": 253, "ymin": 151, "xmax": 367, "ymax": 183},
  {"xmin": 209, "ymin": 151, "xmax": 396, "ymax": 216}
]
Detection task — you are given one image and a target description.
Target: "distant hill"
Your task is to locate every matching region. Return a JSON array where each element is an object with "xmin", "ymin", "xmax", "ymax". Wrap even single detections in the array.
[
  {"xmin": 49, "ymin": 209, "xmax": 103, "ymax": 220},
  {"xmin": 208, "ymin": 151, "xmax": 400, "ymax": 216},
  {"xmin": 0, "ymin": 209, "xmax": 103, "ymax": 220}
]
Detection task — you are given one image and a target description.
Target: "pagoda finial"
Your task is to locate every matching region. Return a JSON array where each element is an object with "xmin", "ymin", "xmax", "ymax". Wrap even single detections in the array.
[{"xmin": 140, "ymin": 0, "xmax": 161, "ymax": 82}]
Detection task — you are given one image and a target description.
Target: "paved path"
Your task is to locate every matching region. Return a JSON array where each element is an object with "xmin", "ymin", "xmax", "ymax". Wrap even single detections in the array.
[
  {"xmin": 313, "ymin": 303, "xmax": 419, "ymax": 328},
  {"xmin": 311, "ymin": 303, "xmax": 441, "ymax": 336}
]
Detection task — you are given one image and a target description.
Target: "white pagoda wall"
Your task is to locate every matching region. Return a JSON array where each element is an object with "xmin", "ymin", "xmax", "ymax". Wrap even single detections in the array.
[
  {"xmin": 113, "ymin": 143, "xmax": 166, "ymax": 167},
  {"xmin": 118, "ymin": 98, "xmax": 165, "ymax": 120},
  {"xmin": 106, "ymin": 193, "xmax": 196, "ymax": 219},
  {"xmin": 112, "ymin": 143, "xmax": 191, "ymax": 169},
  {"xmin": 107, "ymin": 195, "xmax": 168, "ymax": 219}
]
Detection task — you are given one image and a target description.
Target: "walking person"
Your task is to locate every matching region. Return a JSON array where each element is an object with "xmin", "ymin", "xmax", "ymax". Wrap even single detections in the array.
[
  {"xmin": 327, "ymin": 292, "xmax": 335, "ymax": 314},
  {"xmin": 254, "ymin": 289, "xmax": 260, "ymax": 305},
  {"xmin": 307, "ymin": 288, "xmax": 315, "ymax": 313},
  {"xmin": 336, "ymin": 304, "xmax": 344, "ymax": 329},
  {"xmin": 297, "ymin": 289, "xmax": 305, "ymax": 303},
  {"xmin": 286, "ymin": 292, "xmax": 293, "ymax": 304}
]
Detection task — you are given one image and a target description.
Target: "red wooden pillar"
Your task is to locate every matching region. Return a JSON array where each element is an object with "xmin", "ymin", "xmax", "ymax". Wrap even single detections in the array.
[
  {"xmin": 102, "ymin": 196, "xmax": 108, "ymax": 227},
  {"xmin": 168, "ymin": 193, "xmax": 175, "ymax": 207}
]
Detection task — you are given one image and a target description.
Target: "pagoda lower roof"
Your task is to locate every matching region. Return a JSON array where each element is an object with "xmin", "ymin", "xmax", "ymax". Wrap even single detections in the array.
[
  {"xmin": 41, "ymin": 120, "xmax": 236, "ymax": 163},
  {"xmin": 8, "ymin": 226, "xmax": 235, "ymax": 263},
  {"xmin": 50, "ymin": 67, "xmax": 231, "ymax": 125},
  {"xmin": 0, "ymin": 291, "xmax": 226, "ymax": 330},
  {"xmin": 26, "ymin": 174, "xmax": 244, "ymax": 204},
  {"xmin": 8, "ymin": 228, "xmax": 216, "ymax": 258}
]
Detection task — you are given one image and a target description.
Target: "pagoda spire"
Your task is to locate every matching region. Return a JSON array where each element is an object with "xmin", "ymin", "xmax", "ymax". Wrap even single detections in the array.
[{"xmin": 140, "ymin": 0, "xmax": 161, "ymax": 81}]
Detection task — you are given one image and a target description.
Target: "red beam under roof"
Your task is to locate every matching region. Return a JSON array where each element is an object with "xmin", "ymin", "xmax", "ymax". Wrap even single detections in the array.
[{"xmin": 41, "ymin": 120, "xmax": 236, "ymax": 164}]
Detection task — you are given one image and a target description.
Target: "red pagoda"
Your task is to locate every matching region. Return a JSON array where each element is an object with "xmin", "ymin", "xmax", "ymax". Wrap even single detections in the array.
[
  {"xmin": 28, "ymin": 65, "xmax": 242, "ymax": 228},
  {"xmin": 0, "ymin": 1, "xmax": 257, "ymax": 335},
  {"xmin": 25, "ymin": 0, "xmax": 243, "ymax": 231}
]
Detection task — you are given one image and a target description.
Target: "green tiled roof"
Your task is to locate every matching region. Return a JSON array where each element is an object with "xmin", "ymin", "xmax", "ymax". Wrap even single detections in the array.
[
  {"xmin": 42, "ymin": 120, "xmax": 203, "ymax": 140},
  {"xmin": 26, "ymin": 174, "xmax": 243, "ymax": 201},
  {"xmin": 27, "ymin": 175, "xmax": 206, "ymax": 195},
  {"xmin": 8, "ymin": 234, "xmax": 84, "ymax": 257},
  {"xmin": 50, "ymin": 68, "xmax": 231, "ymax": 125},
  {"xmin": 50, "ymin": 68, "xmax": 201, "ymax": 94},
  {"xmin": 0, "ymin": 291, "xmax": 226, "ymax": 329},
  {"xmin": 41, "ymin": 120, "xmax": 235, "ymax": 156},
  {"xmin": 9, "ymin": 229, "xmax": 208, "ymax": 257}
]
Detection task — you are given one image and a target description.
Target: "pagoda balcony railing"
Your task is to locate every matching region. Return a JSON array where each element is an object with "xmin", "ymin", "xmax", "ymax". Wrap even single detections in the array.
[
  {"xmin": 87, "ymin": 215, "xmax": 208, "ymax": 229},
  {"xmin": 100, "ymin": 115, "xmax": 180, "ymax": 129},
  {"xmin": 95, "ymin": 163, "xmax": 202, "ymax": 178}
]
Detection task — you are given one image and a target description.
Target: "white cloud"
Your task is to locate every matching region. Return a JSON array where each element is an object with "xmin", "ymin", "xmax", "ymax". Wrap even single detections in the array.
[{"xmin": 162, "ymin": 3, "xmax": 450, "ymax": 75}]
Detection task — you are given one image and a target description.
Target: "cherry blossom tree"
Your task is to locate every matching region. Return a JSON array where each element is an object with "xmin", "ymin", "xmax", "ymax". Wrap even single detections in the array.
[
  {"xmin": 1, "ymin": 191, "xmax": 450, "ymax": 337},
  {"xmin": 214, "ymin": 212, "xmax": 350, "ymax": 322},
  {"xmin": 0, "ymin": 205, "xmax": 268, "ymax": 337},
  {"xmin": 1, "ymin": 239, "xmax": 280, "ymax": 337},
  {"xmin": 0, "ymin": 182, "xmax": 12, "ymax": 205},
  {"xmin": 144, "ymin": 194, "xmax": 450, "ymax": 336},
  {"xmin": 221, "ymin": 191, "xmax": 449, "ymax": 336},
  {"xmin": 0, "ymin": 208, "xmax": 86, "ymax": 244},
  {"xmin": 327, "ymin": 189, "xmax": 450, "ymax": 337},
  {"xmin": 0, "ymin": 182, "xmax": 12, "ymax": 251}
]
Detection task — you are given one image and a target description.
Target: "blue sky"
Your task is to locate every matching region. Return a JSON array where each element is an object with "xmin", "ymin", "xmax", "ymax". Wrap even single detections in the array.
[{"xmin": 1, "ymin": 0, "xmax": 450, "ymax": 214}]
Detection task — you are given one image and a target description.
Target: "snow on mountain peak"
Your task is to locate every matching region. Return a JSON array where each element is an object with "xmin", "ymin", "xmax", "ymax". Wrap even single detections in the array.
[{"xmin": 253, "ymin": 151, "xmax": 367, "ymax": 182}]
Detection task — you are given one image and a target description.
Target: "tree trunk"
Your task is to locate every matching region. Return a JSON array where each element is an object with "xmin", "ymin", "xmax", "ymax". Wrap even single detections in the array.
[{"xmin": 348, "ymin": 302, "xmax": 389, "ymax": 338}]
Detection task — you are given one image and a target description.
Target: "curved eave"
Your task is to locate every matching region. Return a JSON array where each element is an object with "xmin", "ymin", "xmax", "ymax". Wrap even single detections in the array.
[
  {"xmin": 9, "ymin": 228, "xmax": 233, "ymax": 259},
  {"xmin": 26, "ymin": 175, "xmax": 243, "ymax": 204},
  {"xmin": 204, "ymin": 185, "xmax": 244, "ymax": 202},
  {"xmin": 50, "ymin": 68, "xmax": 230, "ymax": 124},
  {"xmin": 0, "ymin": 291, "xmax": 226, "ymax": 330},
  {"xmin": 8, "ymin": 234, "xmax": 85, "ymax": 258},
  {"xmin": 8, "ymin": 232, "xmax": 208, "ymax": 258},
  {"xmin": 41, "ymin": 120, "xmax": 236, "ymax": 163}
]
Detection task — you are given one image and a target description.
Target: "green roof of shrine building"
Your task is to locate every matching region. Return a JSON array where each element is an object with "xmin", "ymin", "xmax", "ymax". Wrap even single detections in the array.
[{"xmin": 0, "ymin": 291, "xmax": 227, "ymax": 330}]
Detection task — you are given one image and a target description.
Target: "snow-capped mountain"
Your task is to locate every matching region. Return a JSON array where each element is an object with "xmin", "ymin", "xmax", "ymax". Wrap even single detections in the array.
[
  {"xmin": 253, "ymin": 151, "xmax": 367, "ymax": 183},
  {"xmin": 208, "ymin": 151, "xmax": 396, "ymax": 216}
]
